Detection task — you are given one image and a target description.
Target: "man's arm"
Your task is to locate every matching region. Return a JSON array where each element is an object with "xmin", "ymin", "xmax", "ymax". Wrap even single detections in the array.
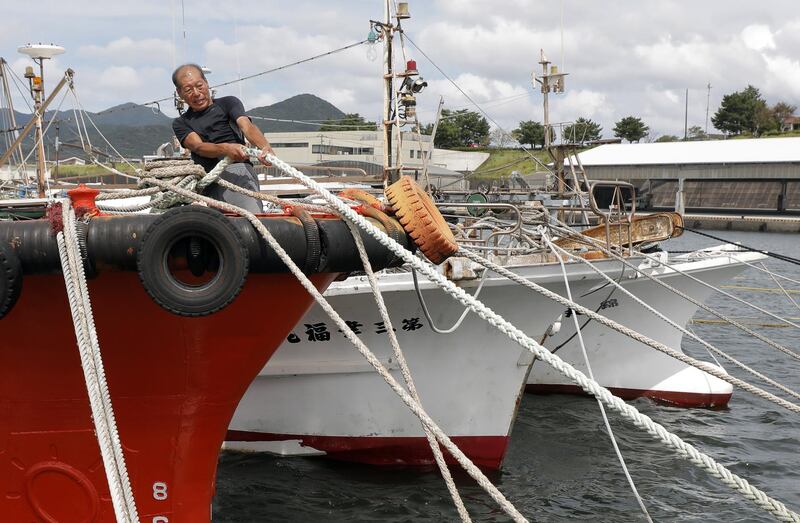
[
  {"xmin": 236, "ymin": 116, "xmax": 275, "ymax": 166},
  {"xmin": 182, "ymin": 132, "xmax": 249, "ymax": 162}
]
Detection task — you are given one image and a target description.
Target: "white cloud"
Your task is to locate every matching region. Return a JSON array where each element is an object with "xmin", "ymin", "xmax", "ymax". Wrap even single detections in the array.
[
  {"xmin": 98, "ymin": 66, "xmax": 143, "ymax": 90},
  {"xmin": 741, "ymin": 24, "xmax": 776, "ymax": 52},
  {"xmin": 79, "ymin": 37, "xmax": 175, "ymax": 67}
]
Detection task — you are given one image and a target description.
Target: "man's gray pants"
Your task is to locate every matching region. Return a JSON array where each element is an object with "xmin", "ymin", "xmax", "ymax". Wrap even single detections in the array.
[{"xmin": 203, "ymin": 162, "xmax": 263, "ymax": 213}]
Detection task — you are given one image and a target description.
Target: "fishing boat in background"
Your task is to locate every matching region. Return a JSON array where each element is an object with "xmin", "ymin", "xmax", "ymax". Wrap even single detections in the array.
[{"xmin": 527, "ymin": 245, "xmax": 765, "ymax": 406}]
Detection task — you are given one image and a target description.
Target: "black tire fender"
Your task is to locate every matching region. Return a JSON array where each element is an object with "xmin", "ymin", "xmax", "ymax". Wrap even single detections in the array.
[
  {"xmin": 290, "ymin": 207, "xmax": 321, "ymax": 274},
  {"xmin": 137, "ymin": 206, "xmax": 249, "ymax": 316},
  {"xmin": 0, "ymin": 242, "xmax": 23, "ymax": 320}
]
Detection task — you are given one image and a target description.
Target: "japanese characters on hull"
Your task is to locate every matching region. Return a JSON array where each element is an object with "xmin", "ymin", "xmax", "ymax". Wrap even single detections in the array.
[{"xmin": 286, "ymin": 317, "xmax": 424, "ymax": 343}]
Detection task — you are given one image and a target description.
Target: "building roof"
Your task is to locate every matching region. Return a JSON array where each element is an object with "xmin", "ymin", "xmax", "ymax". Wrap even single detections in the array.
[{"xmin": 575, "ymin": 137, "xmax": 800, "ymax": 166}]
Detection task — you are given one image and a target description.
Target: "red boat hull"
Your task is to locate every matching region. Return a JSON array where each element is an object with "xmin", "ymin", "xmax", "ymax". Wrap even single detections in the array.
[
  {"xmin": 525, "ymin": 384, "xmax": 732, "ymax": 408},
  {"xmin": 225, "ymin": 431, "xmax": 509, "ymax": 469},
  {"xmin": 1, "ymin": 271, "xmax": 335, "ymax": 522}
]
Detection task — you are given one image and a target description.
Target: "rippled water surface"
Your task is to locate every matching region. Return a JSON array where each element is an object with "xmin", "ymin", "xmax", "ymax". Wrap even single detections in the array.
[{"xmin": 213, "ymin": 230, "xmax": 800, "ymax": 522}]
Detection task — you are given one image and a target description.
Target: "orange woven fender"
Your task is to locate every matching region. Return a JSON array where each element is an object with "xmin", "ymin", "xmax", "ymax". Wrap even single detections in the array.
[
  {"xmin": 338, "ymin": 188, "xmax": 387, "ymax": 212},
  {"xmin": 385, "ymin": 176, "xmax": 458, "ymax": 264}
]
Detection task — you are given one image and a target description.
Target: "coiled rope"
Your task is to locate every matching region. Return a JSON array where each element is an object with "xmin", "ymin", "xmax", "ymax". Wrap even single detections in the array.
[{"xmin": 56, "ymin": 201, "xmax": 139, "ymax": 523}]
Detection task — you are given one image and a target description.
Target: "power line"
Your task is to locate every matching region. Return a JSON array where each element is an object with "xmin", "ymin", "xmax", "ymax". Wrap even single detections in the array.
[
  {"xmin": 403, "ymin": 33, "xmax": 551, "ymax": 171},
  {"xmin": 130, "ymin": 39, "xmax": 370, "ymax": 111}
]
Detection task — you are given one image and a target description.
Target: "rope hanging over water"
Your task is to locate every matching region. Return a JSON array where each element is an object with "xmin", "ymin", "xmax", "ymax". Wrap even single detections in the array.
[{"xmin": 678, "ymin": 225, "xmax": 800, "ymax": 267}]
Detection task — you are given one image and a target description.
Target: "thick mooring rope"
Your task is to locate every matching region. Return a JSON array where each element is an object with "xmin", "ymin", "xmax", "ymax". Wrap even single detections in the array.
[
  {"xmin": 56, "ymin": 201, "xmax": 139, "ymax": 523},
  {"xmin": 344, "ymin": 220, "xmax": 472, "ymax": 522}
]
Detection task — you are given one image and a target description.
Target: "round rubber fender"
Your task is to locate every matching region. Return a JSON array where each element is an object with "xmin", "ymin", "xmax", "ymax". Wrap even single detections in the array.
[
  {"xmin": 337, "ymin": 188, "xmax": 388, "ymax": 212},
  {"xmin": 290, "ymin": 207, "xmax": 322, "ymax": 274},
  {"xmin": 137, "ymin": 206, "xmax": 249, "ymax": 316},
  {"xmin": 0, "ymin": 242, "xmax": 23, "ymax": 320},
  {"xmin": 384, "ymin": 175, "xmax": 458, "ymax": 264}
]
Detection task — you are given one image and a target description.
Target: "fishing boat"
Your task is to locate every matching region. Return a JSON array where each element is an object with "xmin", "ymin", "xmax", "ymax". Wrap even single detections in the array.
[
  {"xmin": 226, "ymin": 234, "xmax": 761, "ymax": 468},
  {"xmin": 0, "ymin": 187, "xmax": 413, "ymax": 522},
  {"xmin": 527, "ymin": 245, "xmax": 765, "ymax": 406}
]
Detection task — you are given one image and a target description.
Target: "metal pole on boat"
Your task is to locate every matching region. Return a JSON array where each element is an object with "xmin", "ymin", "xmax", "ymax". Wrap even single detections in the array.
[
  {"xmin": 380, "ymin": 0, "xmax": 395, "ymax": 185},
  {"xmin": 17, "ymin": 44, "xmax": 65, "ymax": 197},
  {"xmin": 0, "ymin": 69, "xmax": 73, "ymax": 172}
]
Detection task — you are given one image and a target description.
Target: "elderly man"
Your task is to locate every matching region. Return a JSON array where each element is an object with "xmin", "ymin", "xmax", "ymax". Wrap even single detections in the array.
[{"xmin": 171, "ymin": 63, "xmax": 274, "ymax": 212}]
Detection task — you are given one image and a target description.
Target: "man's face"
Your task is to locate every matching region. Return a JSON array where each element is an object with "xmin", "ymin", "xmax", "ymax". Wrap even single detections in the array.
[{"xmin": 176, "ymin": 69, "xmax": 211, "ymax": 111}]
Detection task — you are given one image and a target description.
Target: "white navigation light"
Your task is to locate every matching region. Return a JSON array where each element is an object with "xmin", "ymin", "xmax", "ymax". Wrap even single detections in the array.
[{"xmin": 18, "ymin": 43, "xmax": 65, "ymax": 60}]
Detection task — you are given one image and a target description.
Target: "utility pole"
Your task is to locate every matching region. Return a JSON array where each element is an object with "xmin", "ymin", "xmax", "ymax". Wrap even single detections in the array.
[
  {"xmin": 684, "ymin": 88, "xmax": 689, "ymax": 141},
  {"xmin": 705, "ymin": 83, "xmax": 712, "ymax": 135},
  {"xmin": 533, "ymin": 50, "xmax": 567, "ymax": 188}
]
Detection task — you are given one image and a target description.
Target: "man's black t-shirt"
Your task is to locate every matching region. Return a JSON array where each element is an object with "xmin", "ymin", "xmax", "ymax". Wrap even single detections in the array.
[{"xmin": 172, "ymin": 96, "xmax": 249, "ymax": 172}]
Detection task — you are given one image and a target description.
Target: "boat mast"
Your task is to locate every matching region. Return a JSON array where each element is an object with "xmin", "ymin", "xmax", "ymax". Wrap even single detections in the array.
[
  {"xmin": 379, "ymin": 0, "xmax": 395, "ymax": 184},
  {"xmin": 17, "ymin": 44, "xmax": 65, "ymax": 197},
  {"xmin": 534, "ymin": 49, "xmax": 567, "ymax": 193},
  {"xmin": 0, "ymin": 58, "xmax": 29, "ymax": 186}
]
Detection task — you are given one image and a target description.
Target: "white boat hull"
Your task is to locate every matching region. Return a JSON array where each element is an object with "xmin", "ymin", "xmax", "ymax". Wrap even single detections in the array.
[
  {"xmin": 527, "ymin": 250, "xmax": 762, "ymax": 406},
  {"xmin": 228, "ymin": 260, "xmax": 628, "ymax": 468},
  {"xmin": 227, "ymin": 250, "xmax": 761, "ymax": 467}
]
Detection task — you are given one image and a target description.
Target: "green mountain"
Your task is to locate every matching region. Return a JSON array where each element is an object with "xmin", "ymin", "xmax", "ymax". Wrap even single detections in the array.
[
  {"xmin": 247, "ymin": 93, "xmax": 346, "ymax": 132},
  {"xmin": 2, "ymin": 94, "xmax": 347, "ymax": 159}
]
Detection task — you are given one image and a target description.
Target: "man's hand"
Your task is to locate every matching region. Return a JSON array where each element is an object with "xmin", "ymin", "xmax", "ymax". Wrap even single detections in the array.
[
  {"xmin": 225, "ymin": 143, "xmax": 249, "ymax": 162},
  {"xmin": 257, "ymin": 145, "xmax": 275, "ymax": 167}
]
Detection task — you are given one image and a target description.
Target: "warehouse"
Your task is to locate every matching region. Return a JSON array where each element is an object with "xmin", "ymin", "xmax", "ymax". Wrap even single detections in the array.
[{"xmin": 574, "ymin": 137, "xmax": 800, "ymax": 213}]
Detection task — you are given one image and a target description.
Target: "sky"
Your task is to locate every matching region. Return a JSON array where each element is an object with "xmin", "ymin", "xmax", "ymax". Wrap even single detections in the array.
[{"xmin": 2, "ymin": 0, "xmax": 800, "ymax": 140}]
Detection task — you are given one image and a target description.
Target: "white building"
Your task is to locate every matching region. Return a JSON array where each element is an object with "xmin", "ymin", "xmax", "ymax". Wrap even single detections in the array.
[{"xmin": 265, "ymin": 130, "xmax": 488, "ymax": 176}]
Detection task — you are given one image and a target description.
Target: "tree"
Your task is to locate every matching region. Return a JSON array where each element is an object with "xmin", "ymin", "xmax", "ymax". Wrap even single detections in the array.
[
  {"xmin": 489, "ymin": 128, "xmax": 516, "ymax": 148},
  {"xmin": 772, "ymin": 101, "xmax": 797, "ymax": 131},
  {"xmin": 655, "ymin": 134, "xmax": 680, "ymax": 143},
  {"xmin": 687, "ymin": 125, "xmax": 707, "ymax": 141},
  {"xmin": 318, "ymin": 113, "xmax": 377, "ymax": 131},
  {"xmin": 429, "ymin": 109, "xmax": 490, "ymax": 148},
  {"xmin": 512, "ymin": 120, "xmax": 545, "ymax": 148},
  {"xmin": 612, "ymin": 116, "xmax": 649, "ymax": 143},
  {"xmin": 711, "ymin": 85, "xmax": 769, "ymax": 136},
  {"xmin": 562, "ymin": 117, "xmax": 602, "ymax": 144}
]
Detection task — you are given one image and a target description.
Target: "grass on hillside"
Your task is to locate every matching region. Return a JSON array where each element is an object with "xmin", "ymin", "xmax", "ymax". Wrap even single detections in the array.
[
  {"xmin": 472, "ymin": 148, "xmax": 552, "ymax": 179},
  {"xmin": 55, "ymin": 164, "xmax": 137, "ymax": 178}
]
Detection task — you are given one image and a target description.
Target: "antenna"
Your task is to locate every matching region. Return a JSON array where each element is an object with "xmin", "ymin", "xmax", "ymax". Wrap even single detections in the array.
[{"xmin": 705, "ymin": 83, "xmax": 712, "ymax": 135}]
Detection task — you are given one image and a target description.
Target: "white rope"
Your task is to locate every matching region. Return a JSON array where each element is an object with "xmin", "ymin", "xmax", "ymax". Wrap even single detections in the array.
[
  {"xmin": 70, "ymin": 86, "xmax": 141, "ymax": 173},
  {"xmin": 344, "ymin": 220, "xmax": 472, "ymax": 522},
  {"xmin": 544, "ymin": 238, "xmax": 800, "ymax": 403},
  {"xmin": 258, "ymin": 150, "xmax": 800, "ymax": 522},
  {"xmin": 542, "ymin": 233, "xmax": 653, "ymax": 522},
  {"xmin": 739, "ymin": 259, "xmax": 800, "ymax": 287},
  {"xmin": 56, "ymin": 200, "xmax": 139, "ymax": 523},
  {"xmin": 548, "ymin": 222, "xmax": 800, "ymax": 362},
  {"xmin": 412, "ymin": 265, "xmax": 488, "ymax": 334},
  {"xmin": 139, "ymin": 174, "xmax": 527, "ymax": 522},
  {"xmin": 763, "ymin": 262, "xmax": 800, "ymax": 313}
]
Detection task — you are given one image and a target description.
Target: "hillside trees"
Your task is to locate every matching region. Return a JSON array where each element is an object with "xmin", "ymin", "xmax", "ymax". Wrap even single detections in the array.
[
  {"xmin": 563, "ymin": 117, "xmax": 602, "ymax": 144},
  {"xmin": 612, "ymin": 116, "xmax": 649, "ymax": 142},
  {"xmin": 512, "ymin": 120, "xmax": 545, "ymax": 148},
  {"xmin": 711, "ymin": 86, "xmax": 771, "ymax": 135},
  {"xmin": 424, "ymin": 109, "xmax": 490, "ymax": 148},
  {"xmin": 319, "ymin": 113, "xmax": 377, "ymax": 131}
]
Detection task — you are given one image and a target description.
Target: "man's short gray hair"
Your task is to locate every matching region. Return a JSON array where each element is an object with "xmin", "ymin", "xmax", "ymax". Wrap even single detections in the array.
[{"xmin": 172, "ymin": 63, "xmax": 206, "ymax": 88}]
